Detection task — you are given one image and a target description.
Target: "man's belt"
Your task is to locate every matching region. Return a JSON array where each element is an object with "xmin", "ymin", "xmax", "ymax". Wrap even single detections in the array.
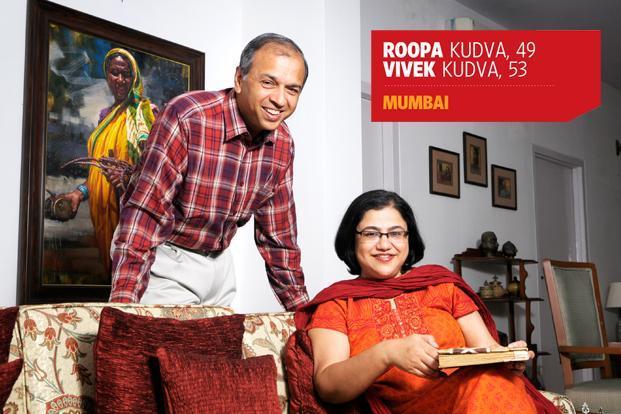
[{"xmin": 165, "ymin": 242, "xmax": 224, "ymax": 258}]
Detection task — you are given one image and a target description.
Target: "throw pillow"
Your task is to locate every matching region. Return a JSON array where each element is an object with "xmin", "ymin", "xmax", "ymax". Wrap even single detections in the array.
[
  {"xmin": 157, "ymin": 348, "xmax": 281, "ymax": 414},
  {"xmin": 94, "ymin": 307, "xmax": 245, "ymax": 414},
  {"xmin": 285, "ymin": 329, "xmax": 375, "ymax": 414},
  {"xmin": 0, "ymin": 359, "xmax": 23, "ymax": 409},
  {"xmin": 0, "ymin": 307, "xmax": 18, "ymax": 364}
]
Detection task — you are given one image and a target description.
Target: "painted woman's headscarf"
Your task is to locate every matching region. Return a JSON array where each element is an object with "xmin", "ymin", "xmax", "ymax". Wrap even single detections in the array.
[{"xmin": 90, "ymin": 48, "xmax": 155, "ymax": 163}]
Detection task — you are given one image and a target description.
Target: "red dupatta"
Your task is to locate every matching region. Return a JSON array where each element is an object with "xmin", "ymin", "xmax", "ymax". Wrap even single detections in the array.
[{"xmin": 292, "ymin": 264, "xmax": 558, "ymax": 414}]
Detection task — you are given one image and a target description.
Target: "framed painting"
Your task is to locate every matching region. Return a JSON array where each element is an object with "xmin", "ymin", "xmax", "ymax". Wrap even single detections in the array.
[
  {"xmin": 491, "ymin": 165, "xmax": 517, "ymax": 210},
  {"xmin": 463, "ymin": 131, "xmax": 488, "ymax": 187},
  {"xmin": 429, "ymin": 146, "xmax": 460, "ymax": 198},
  {"xmin": 18, "ymin": 0, "xmax": 205, "ymax": 304}
]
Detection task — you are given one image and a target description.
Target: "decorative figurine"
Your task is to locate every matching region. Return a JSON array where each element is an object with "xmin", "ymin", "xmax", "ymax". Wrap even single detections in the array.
[
  {"xmin": 479, "ymin": 231, "xmax": 499, "ymax": 257},
  {"xmin": 507, "ymin": 276, "xmax": 520, "ymax": 297},
  {"xmin": 502, "ymin": 241, "xmax": 518, "ymax": 258},
  {"xmin": 479, "ymin": 280, "xmax": 493, "ymax": 299},
  {"xmin": 491, "ymin": 275, "xmax": 506, "ymax": 298}
]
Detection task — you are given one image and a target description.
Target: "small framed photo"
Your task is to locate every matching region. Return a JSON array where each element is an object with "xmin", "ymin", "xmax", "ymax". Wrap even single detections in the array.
[
  {"xmin": 463, "ymin": 132, "xmax": 488, "ymax": 187},
  {"xmin": 492, "ymin": 165, "xmax": 517, "ymax": 210},
  {"xmin": 429, "ymin": 146, "xmax": 460, "ymax": 198}
]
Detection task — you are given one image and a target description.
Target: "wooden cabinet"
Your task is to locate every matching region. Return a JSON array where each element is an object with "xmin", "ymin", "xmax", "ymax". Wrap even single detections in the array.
[{"xmin": 452, "ymin": 248, "xmax": 548, "ymax": 388}]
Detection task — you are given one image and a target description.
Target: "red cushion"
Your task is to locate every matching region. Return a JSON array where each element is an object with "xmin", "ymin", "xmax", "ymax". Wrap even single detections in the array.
[
  {"xmin": 157, "ymin": 348, "xmax": 281, "ymax": 414},
  {"xmin": 94, "ymin": 307, "xmax": 245, "ymax": 414},
  {"xmin": 284, "ymin": 329, "xmax": 370, "ymax": 414},
  {"xmin": 0, "ymin": 307, "xmax": 18, "ymax": 364},
  {"xmin": 0, "ymin": 359, "xmax": 23, "ymax": 409}
]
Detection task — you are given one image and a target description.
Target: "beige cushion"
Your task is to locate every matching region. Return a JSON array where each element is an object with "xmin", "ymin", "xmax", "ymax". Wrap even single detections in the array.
[
  {"xmin": 566, "ymin": 379, "xmax": 621, "ymax": 413},
  {"xmin": 242, "ymin": 312, "xmax": 295, "ymax": 413},
  {"xmin": 539, "ymin": 390, "xmax": 577, "ymax": 414}
]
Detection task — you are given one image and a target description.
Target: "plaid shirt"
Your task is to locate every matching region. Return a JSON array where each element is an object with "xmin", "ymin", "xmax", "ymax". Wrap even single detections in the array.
[{"xmin": 110, "ymin": 89, "xmax": 308, "ymax": 310}]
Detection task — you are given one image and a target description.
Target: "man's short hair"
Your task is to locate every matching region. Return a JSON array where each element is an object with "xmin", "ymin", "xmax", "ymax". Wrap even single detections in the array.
[
  {"xmin": 334, "ymin": 190, "xmax": 426, "ymax": 276},
  {"xmin": 239, "ymin": 33, "xmax": 309, "ymax": 86}
]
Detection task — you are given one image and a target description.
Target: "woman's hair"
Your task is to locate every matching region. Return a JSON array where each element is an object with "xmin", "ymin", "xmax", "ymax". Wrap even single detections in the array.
[{"xmin": 334, "ymin": 190, "xmax": 425, "ymax": 275}]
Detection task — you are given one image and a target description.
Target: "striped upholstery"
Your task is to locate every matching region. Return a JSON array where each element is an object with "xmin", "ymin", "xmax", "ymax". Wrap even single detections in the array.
[{"xmin": 552, "ymin": 266, "xmax": 605, "ymax": 363}]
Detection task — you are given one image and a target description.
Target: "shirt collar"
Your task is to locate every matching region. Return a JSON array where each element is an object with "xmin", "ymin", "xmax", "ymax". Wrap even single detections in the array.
[{"xmin": 223, "ymin": 89, "xmax": 277, "ymax": 145}]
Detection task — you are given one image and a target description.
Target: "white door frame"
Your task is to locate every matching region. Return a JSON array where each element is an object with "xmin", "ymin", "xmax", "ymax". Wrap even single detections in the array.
[
  {"xmin": 361, "ymin": 81, "xmax": 400, "ymax": 192},
  {"xmin": 532, "ymin": 145, "xmax": 591, "ymax": 386},
  {"xmin": 532, "ymin": 145, "xmax": 588, "ymax": 262}
]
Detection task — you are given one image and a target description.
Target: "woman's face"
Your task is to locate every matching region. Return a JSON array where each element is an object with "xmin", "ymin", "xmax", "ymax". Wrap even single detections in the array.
[
  {"xmin": 355, "ymin": 206, "xmax": 409, "ymax": 280},
  {"xmin": 106, "ymin": 55, "xmax": 132, "ymax": 104}
]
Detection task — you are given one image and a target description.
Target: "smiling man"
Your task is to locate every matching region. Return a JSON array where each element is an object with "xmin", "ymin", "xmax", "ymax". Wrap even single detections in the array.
[{"xmin": 109, "ymin": 33, "xmax": 309, "ymax": 311}]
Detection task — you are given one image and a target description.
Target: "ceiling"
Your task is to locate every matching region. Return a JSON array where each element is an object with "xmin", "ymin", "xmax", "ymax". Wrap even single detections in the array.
[{"xmin": 454, "ymin": 0, "xmax": 621, "ymax": 91}]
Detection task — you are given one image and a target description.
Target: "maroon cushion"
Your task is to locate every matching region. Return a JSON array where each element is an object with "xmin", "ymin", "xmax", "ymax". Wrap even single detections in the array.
[
  {"xmin": 285, "ymin": 329, "xmax": 370, "ymax": 414},
  {"xmin": 157, "ymin": 348, "xmax": 281, "ymax": 414},
  {"xmin": 94, "ymin": 307, "xmax": 245, "ymax": 414},
  {"xmin": 0, "ymin": 307, "xmax": 18, "ymax": 364},
  {"xmin": 0, "ymin": 359, "xmax": 23, "ymax": 409}
]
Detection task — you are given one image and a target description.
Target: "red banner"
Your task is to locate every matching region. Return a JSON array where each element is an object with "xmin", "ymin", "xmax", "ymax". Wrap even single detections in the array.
[{"xmin": 371, "ymin": 30, "xmax": 600, "ymax": 122}]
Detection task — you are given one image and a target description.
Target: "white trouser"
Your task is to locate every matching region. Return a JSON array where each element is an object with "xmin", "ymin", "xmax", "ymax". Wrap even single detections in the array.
[{"xmin": 139, "ymin": 243, "xmax": 236, "ymax": 306}]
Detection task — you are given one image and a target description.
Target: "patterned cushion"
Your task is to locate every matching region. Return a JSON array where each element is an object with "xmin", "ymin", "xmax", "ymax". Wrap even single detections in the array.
[
  {"xmin": 0, "ymin": 308, "xmax": 18, "ymax": 364},
  {"xmin": 95, "ymin": 307, "xmax": 244, "ymax": 414},
  {"xmin": 241, "ymin": 312, "xmax": 296, "ymax": 413},
  {"xmin": 157, "ymin": 349, "xmax": 280, "ymax": 413},
  {"xmin": 9, "ymin": 303, "xmax": 232, "ymax": 414},
  {"xmin": 0, "ymin": 359, "xmax": 22, "ymax": 410},
  {"xmin": 539, "ymin": 390, "xmax": 576, "ymax": 414}
]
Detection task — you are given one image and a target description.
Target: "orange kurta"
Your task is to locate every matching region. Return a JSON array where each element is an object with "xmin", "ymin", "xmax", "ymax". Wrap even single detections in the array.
[{"xmin": 308, "ymin": 283, "xmax": 537, "ymax": 414}]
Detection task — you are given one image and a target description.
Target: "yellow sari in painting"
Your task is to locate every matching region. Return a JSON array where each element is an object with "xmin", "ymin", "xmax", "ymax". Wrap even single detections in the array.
[{"xmin": 86, "ymin": 48, "xmax": 155, "ymax": 274}]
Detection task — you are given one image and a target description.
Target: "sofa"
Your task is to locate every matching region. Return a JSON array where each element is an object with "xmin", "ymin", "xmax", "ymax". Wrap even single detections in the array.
[{"xmin": 2, "ymin": 303, "xmax": 575, "ymax": 413}]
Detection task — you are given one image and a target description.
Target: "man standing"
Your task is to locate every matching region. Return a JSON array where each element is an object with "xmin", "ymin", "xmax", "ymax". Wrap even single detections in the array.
[{"xmin": 109, "ymin": 33, "xmax": 309, "ymax": 311}]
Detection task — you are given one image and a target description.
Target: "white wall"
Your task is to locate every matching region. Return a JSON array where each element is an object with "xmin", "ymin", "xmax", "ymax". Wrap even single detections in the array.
[
  {"xmin": 231, "ymin": 0, "xmax": 363, "ymax": 311},
  {"xmin": 362, "ymin": 0, "xmax": 621, "ymax": 382},
  {"xmin": 0, "ymin": 0, "xmax": 362, "ymax": 310}
]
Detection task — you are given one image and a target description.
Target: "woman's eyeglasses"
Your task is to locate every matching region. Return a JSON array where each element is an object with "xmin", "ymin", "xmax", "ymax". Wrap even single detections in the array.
[{"xmin": 355, "ymin": 230, "xmax": 408, "ymax": 243}]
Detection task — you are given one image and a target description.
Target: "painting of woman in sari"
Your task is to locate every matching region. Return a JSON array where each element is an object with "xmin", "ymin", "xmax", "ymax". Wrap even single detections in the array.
[
  {"xmin": 58, "ymin": 48, "xmax": 156, "ymax": 275},
  {"xmin": 42, "ymin": 22, "xmax": 192, "ymax": 286}
]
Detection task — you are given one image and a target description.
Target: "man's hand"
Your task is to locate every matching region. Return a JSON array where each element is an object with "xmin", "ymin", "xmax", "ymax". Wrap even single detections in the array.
[{"xmin": 385, "ymin": 334, "xmax": 441, "ymax": 378}]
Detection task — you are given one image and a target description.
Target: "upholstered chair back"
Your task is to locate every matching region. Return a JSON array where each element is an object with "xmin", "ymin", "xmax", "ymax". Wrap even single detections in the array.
[{"xmin": 548, "ymin": 265, "xmax": 605, "ymax": 363}]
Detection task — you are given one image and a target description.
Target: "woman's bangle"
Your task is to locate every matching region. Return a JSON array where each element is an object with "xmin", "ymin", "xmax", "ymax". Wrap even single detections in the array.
[{"xmin": 77, "ymin": 183, "xmax": 89, "ymax": 201}]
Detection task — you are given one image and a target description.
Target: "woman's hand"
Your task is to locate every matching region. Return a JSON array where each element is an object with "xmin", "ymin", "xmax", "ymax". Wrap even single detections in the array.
[
  {"xmin": 505, "ymin": 340, "xmax": 534, "ymax": 374},
  {"xmin": 61, "ymin": 189, "xmax": 84, "ymax": 213},
  {"xmin": 386, "ymin": 334, "xmax": 441, "ymax": 378}
]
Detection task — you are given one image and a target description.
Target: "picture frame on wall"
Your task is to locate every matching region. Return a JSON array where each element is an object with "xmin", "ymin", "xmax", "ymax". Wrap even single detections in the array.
[
  {"xmin": 18, "ymin": 0, "xmax": 205, "ymax": 304},
  {"xmin": 491, "ymin": 165, "xmax": 517, "ymax": 210},
  {"xmin": 463, "ymin": 131, "xmax": 488, "ymax": 187},
  {"xmin": 429, "ymin": 146, "xmax": 460, "ymax": 198}
]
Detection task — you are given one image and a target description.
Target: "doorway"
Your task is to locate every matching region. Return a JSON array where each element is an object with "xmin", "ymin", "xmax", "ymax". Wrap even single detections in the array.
[{"xmin": 533, "ymin": 146, "xmax": 588, "ymax": 393}]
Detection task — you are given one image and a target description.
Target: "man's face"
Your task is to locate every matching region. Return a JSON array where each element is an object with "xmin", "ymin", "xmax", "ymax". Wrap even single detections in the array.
[{"xmin": 234, "ymin": 44, "xmax": 306, "ymax": 137}]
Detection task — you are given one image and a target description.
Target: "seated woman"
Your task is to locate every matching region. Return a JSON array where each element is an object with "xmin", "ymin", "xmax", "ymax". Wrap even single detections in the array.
[{"xmin": 297, "ymin": 190, "xmax": 556, "ymax": 413}]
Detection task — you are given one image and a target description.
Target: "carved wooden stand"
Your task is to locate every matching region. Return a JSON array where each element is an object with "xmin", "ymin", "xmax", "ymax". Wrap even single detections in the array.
[{"xmin": 452, "ymin": 248, "xmax": 548, "ymax": 388}]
